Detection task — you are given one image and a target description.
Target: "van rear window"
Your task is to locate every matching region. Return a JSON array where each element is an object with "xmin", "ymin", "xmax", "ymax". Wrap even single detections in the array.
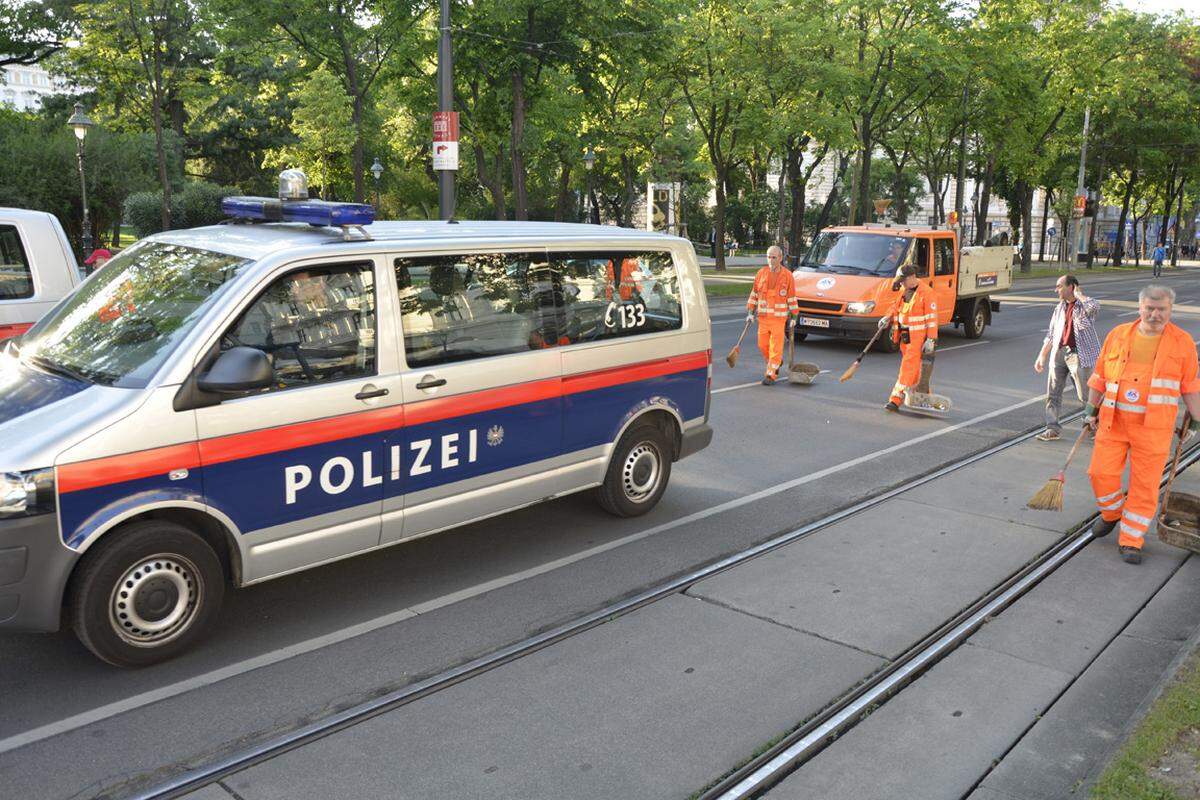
[{"xmin": 0, "ymin": 225, "xmax": 33, "ymax": 300}]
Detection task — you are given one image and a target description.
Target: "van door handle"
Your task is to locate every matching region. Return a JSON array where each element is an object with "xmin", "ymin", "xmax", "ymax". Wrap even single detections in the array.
[
  {"xmin": 416, "ymin": 376, "xmax": 447, "ymax": 390},
  {"xmin": 355, "ymin": 386, "xmax": 389, "ymax": 400}
]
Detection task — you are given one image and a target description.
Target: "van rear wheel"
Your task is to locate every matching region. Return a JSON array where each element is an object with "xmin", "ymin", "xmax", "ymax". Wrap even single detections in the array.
[
  {"xmin": 68, "ymin": 520, "xmax": 224, "ymax": 667},
  {"xmin": 597, "ymin": 423, "xmax": 672, "ymax": 517}
]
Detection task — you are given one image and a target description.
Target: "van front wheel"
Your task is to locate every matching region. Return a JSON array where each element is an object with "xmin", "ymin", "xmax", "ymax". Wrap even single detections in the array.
[
  {"xmin": 597, "ymin": 423, "xmax": 672, "ymax": 517},
  {"xmin": 68, "ymin": 521, "xmax": 225, "ymax": 667}
]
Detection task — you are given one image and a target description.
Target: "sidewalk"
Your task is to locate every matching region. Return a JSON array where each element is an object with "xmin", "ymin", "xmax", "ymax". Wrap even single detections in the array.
[{"xmin": 188, "ymin": 429, "xmax": 1200, "ymax": 800}]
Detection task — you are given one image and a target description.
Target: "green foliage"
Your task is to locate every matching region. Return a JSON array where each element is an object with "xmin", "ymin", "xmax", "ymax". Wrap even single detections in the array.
[
  {"xmin": 264, "ymin": 65, "xmax": 357, "ymax": 200},
  {"xmin": 124, "ymin": 182, "xmax": 235, "ymax": 237}
]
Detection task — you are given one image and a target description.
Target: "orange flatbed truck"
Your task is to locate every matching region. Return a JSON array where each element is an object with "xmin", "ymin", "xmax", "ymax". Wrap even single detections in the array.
[{"xmin": 790, "ymin": 223, "xmax": 1012, "ymax": 348}]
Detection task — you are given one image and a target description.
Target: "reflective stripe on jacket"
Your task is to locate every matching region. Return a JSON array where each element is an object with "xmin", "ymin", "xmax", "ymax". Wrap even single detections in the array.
[
  {"xmin": 888, "ymin": 282, "xmax": 938, "ymax": 344},
  {"xmin": 1087, "ymin": 322, "xmax": 1200, "ymax": 431},
  {"xmin": 747, "ymin": 266, "xmax": 798, "ymax": 319}
]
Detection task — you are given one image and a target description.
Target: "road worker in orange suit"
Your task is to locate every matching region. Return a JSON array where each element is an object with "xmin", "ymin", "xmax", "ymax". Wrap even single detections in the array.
[
  {"xmin": 1084, "ymin": 284, "xmax": 1200, "ymax": 564},
  {"xmin": 606, "ymin": 257, "xmax": 643, "ymax": 301},
  {"xmin": 746, "ymin": 245, "xmax": 798, "ymax": 385},
  {"xmin": 877, "ymin": 264, "xmax": 938, "ymax": 411}
]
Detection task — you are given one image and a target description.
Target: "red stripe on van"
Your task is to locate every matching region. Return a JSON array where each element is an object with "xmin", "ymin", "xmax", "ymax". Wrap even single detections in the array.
[
  {"xmin": 0, "ymin": 323, "xmax": 33, "ymax": 342},
  {"xmin": 58, "ymin": 442, "xmax": 203, "ymax": 494},
  {"xmin": 198, "ymin": 404, "xmax": 405, "ymax": 467},
  {"xmin": 56, "ymin": 351, "xmax": 709, "ymax": 493}
]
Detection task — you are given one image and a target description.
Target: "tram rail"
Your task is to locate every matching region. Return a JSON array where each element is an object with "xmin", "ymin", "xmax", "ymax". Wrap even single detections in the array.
[{"xmin": 117, "ymin": 415, "xmax": 1188, "ymax": 800}]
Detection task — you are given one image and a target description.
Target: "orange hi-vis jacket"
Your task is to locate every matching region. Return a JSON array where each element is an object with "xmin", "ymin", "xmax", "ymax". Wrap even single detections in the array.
[
  {"xmin": 888, "ymin": 282, "xmax": 938, "ymax": 346},
  {"xmin": 1087, "ymin": 322, "xmax": 1200, "ymax": 433},
  {"xmin": 605, "ymin": 258, "xmax": 643, "ymax": 302},
  {"xmin": 747, "ymin": 266, "xmax": 798, "ymax": 320}
]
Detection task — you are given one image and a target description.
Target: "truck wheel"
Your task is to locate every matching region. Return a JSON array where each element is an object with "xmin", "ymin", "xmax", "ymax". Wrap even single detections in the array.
[
  {"xmin": 597, "ymin": 423, "xmax": 672, "ymax": 517},
  {"xmin": 874, "ymin": 324, "xmax": 899, "ymax": 353},
  {"xmin": 964, "ymin": 299, "xmax": 987, "ymax": 339},
  {"xmin": 68, "ymin": 520, "xmax": 225, "ymax": 667}
]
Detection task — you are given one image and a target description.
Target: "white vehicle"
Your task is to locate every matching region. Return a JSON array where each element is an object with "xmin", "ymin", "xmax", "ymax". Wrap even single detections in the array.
[
  {"xmin": 0, "ymin": 208, "xmax": 85, "ymax": 342},
  {"xmin": 0, "ymin": 173, "xmax": 713, "ymax": 666}
]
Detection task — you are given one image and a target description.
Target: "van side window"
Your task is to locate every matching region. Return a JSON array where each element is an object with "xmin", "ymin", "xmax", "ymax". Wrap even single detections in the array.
[
  {"xmin": 552, "ymin": 251, "xmax": 682, "ymax": 344},
  {"xmin": 395, "ymin": 252, "xmax": 560, "ymax": 367},
  {"xmin": 934, "ymin": 238, "xmax": 955, "ymax": 276},
  {"xmin": 224, "ymin": 263, "xmax": 376, "ymax": 392},
  {"xmin": 0, "ymin": 225, "xmax": 34, "ymax": 300}
]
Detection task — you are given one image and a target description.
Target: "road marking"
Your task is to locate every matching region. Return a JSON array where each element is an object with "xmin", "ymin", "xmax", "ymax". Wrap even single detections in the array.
[
  {"xmin": 713, "ymin": 381, "xmax": 762, "ymax": 394},
  {"xmin": 938, "ymin": 340, "xmax": 990, "ymax": 352},
  {"xmin": 0, "ymin": 394, "xmax": 1045, "ymax": 755}
]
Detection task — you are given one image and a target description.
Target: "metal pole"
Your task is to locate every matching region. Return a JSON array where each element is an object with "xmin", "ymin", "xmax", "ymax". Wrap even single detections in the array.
[
  {"xmin": 954, "ymin": 85, "xmax": 968, "ymax": 233},
  {"xmin": 75, "ymin": 137, "xmax": 92, "ymax": 261},
  {"xmin": 437, "ymin": 0, "xmax": 455, "ymax": 220},
  {"xmin": 1065, "ymin": 105, "xmax": 1090, "ymax": 265}
]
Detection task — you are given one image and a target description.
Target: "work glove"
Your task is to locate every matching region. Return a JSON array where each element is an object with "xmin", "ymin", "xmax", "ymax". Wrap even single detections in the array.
[
  {"xmin": 746, "ymin": 312, "xmax": 755, "ymax": 324},
  {"xmin": 877, "ymin": 316, "xmax": 891, "ymax": 330},
  {"xmin": 787, "ymin": 317, "xmax": 796, "ymax": 333},
  {"xmin": 922, "ymin": 339, "xmax": 936, "ymax": 355}
]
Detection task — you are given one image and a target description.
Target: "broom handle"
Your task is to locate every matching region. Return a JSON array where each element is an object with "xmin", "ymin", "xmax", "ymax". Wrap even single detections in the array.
[
  {"xmin": 1162, "ymin": 411, "xmax": 1191, "ymax": 506},
  {"xmin": 1060, "ymin": 427, "xmax": 1089, "ymax": 472},
  {"xmin": 734, "ymin": 317, "xmax": 752, "ymax": 350},
  {"xmin": 852, "ymin": 324, "xmax": 887, "ymax": 365}
]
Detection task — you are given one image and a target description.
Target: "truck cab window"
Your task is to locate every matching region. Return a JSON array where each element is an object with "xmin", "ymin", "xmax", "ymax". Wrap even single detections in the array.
[
  {"xmin": 934, "ymin": 238, "xmax": 955, "ymax": 276},
  {"xmin": 0, "ymin": 225, "xmax": 33, "ymax": 300},
  {"xmin": 224, "ymin": 264, "xmax": 376, "ymax": 392}
]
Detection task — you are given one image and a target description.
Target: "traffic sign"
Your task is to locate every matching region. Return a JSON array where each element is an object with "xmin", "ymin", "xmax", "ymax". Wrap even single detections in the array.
[
  {"xmin": 432, "ymin": 111, "xmax": 459, "ymax": 171},
  {"xmin": 1047, "ymin": 226, "xmax": 1056, "ymax": 237},
  {"xmin": 1072, "ymin": 194, "xmax": 1086, "ymax": 219}
]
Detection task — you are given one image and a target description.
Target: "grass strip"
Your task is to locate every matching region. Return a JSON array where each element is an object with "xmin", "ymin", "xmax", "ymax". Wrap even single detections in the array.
[{"xmin": 1091, "ymin": 645, "xmax": 1200, "ymax": 799}]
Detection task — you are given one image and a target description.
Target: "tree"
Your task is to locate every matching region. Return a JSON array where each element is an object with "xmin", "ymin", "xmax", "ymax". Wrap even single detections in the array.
[
  {"xmin": 265, "ymin": 65, "xmax": 357, "ymax": 198},
  {"xmin": 0, "ymin": 0, "xmax": 77, "ymax": 67}
]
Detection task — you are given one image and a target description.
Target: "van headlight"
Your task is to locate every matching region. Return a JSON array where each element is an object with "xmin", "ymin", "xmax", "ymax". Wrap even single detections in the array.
[
  {"xmin": 0, "ymin": 469, "xmax": 55, "ymax": 518},
  {"xmin": 846, "ymin": 301, "xmax": 876, "ymax": 314}
]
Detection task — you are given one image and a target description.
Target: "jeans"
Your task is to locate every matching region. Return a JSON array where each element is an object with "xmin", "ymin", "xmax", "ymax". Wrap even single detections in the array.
[
  {"xmin": 1153, "ymin": 260, "xmax": 1163, "ymax": 277},
  {"xmin": 1046, "ymin": 347, "xmax": 1088, "ymax": 433}
]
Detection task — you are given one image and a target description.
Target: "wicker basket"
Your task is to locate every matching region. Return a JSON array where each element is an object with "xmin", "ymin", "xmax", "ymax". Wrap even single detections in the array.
[{"xmin": 1158, "ymin": 490, "xmax": 1200, "ymax": 553}]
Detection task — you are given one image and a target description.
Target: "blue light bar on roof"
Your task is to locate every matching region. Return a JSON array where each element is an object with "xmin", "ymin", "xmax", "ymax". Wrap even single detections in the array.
[{"xmin": 222, "ymin": 196, "xmax": 375, "ymax": 227}]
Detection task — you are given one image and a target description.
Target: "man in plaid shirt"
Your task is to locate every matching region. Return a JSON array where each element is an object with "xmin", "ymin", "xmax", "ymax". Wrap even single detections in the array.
[{"xmin": 1034, "ymin": 274, "xmax": 1100, "ymax": 440}]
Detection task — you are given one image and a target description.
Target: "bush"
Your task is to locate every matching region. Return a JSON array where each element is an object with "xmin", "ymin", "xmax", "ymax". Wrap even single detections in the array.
[{"xmin": 123, "ymin": 182, "xmax": 237, "ymax": 238}]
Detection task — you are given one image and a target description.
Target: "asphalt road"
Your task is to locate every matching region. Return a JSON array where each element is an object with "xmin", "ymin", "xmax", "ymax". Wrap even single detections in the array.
[{"xmin": 3, "ymin": 268, "xmax": 1200, "ymax": 799}]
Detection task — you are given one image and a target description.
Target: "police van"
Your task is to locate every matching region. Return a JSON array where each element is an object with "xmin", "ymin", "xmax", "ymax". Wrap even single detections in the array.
[{"xmin": 0, "ymin": 172, "xmax": 713, "ymax": 666}]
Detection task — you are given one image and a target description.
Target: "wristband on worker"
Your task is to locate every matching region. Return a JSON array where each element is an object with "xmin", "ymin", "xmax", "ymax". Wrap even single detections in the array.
[{"xmin": 1084, "ymin": 402, "xmax": 1098, "ymax": 417}]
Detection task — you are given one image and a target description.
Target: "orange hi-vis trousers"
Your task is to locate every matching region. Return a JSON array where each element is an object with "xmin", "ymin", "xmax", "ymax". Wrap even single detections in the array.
[
  {"xmin": 889, "ymin": 339, "xmax": 923, "ymax": 405},
  {"xmin": 1088, "ymin": 414, "xmax": 1172, "ymax": 550},
  {"xmin": 758, "ymin": 317, "xmax": 788, "ymax": 379}
]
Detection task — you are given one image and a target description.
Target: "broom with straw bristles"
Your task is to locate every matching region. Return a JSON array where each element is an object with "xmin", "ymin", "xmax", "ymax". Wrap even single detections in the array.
[
  {"xmin": 726, "ymin": 316, "xmax": 753, "ymax": 367},
  {"xmin": 1027, "ymin": 427, "xmax": 1090, "ymax": 511},
  {"xmin": 839, "ymin": 324, "xmax": 888, "ymax": 382}
]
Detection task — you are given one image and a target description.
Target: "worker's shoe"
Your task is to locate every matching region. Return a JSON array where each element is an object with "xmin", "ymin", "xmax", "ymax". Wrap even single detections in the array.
[
  {"xmin": 1035, "ymin": 429, "xmax": 1061, "ymax": 442},
  {"xmin": 1091, "ymin": 516, "xmax": 1118, "ymax": 538},
  {"xmin": 1120, "ymin": 545, "xmax": 1143, "ymax": 565},
  {"xmin": 884, "ymin": 401, "xmax": 900, "ymax": 412},
  {"xmin": 762, "ymin": 375, "xmax": 776, "ymax": 386}
]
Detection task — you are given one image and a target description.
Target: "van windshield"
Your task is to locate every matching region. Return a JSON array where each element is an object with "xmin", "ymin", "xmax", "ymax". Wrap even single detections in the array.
[
  {"xmin": 799, "ymin": 232, "xmax": 910, "ymax": 277},
  {"xmin": 20, "ymin": 241, "xmax": 250, "ymax": 388}
]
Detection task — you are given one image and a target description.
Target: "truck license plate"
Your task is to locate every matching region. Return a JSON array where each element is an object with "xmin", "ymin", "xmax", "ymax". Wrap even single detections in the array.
[{"xmin": 800, "ymin": 316, "xmax": 829, "ymax": 328}]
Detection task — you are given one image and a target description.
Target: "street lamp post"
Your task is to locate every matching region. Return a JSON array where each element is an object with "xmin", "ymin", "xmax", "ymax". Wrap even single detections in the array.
[
  {"xmin": 370, "ymin": 157, "xmax": 383, "ymax": 208},
  {"xmin": 67, "ymin": 103, "xmax": 94, "ymax": 262},
  {"xmin": 583, "ymin": 147, "xmax": 596, "ymax": 224}
]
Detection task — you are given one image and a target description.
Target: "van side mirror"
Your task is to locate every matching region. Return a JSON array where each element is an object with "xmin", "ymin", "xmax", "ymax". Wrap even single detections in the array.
[{"xmin": 198, "ymin": 347, "xmax": 273, "ymax": 394}]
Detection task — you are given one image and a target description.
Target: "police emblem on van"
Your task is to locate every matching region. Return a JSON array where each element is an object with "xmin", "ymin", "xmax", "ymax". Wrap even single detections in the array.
[{"xmin": 487, "ymin": 425, "xmax": 504, "ymax": 446}]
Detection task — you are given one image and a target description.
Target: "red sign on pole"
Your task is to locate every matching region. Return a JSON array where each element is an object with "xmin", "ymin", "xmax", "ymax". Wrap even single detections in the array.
[
  {"xmin": 432, "ymin": 111, "xmax": 459, "ymax": 171},
  {"xmin": 1072, "ymin": 194, "xmax": 1087, "ymax": 219}
]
